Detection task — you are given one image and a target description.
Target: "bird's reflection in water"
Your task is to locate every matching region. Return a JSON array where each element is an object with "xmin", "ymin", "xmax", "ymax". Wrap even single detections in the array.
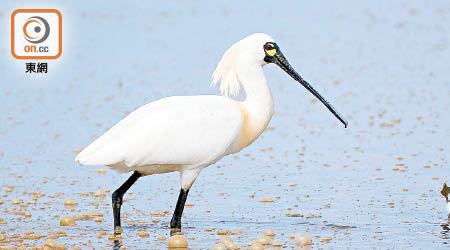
[
  {"xmin": 441, "ymin": 223, "xmax": 450, "ymax": 237},
  {"xmin": 440, "ymin": 217, "xmax": 450, "ymax": 245},
  {"xmin": 113, "ymin": 239, "xmax": 121, "ymax": 250},
  {"xmin": 112, "ymin": 232, "xmax": 189, "ymax": 250}
]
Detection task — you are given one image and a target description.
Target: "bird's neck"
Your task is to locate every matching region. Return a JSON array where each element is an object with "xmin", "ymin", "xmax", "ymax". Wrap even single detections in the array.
[
  {"xmin": 232, "ymin": 64, "xmax": 274, "ymax": 152},
  {"xmin": 239, "ymin": 64, "xmax": 274, "ymax": 117}
]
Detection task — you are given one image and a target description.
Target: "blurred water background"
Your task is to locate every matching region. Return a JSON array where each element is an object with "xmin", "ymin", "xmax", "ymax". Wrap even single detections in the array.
[{"xmin": 0, "ymin": 0, "xmax": 449, "ymax": 249}]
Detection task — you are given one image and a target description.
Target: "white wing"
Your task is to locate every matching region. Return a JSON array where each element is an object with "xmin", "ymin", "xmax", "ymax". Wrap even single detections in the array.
[{"xmin": 75, "ymin": 95, "xmax": 243, "ymax": 168}]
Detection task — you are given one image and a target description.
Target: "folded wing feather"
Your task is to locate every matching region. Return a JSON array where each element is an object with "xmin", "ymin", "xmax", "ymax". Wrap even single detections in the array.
[{"xmin": 75, "ymin": 95, "xmax": 243, "ymax": 169}]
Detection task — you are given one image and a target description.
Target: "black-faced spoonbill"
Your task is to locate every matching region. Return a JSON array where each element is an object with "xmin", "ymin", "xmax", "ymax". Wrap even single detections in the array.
[{"xmin": 75, "ymin": 33, "xmax": 348, "ymax": 234}]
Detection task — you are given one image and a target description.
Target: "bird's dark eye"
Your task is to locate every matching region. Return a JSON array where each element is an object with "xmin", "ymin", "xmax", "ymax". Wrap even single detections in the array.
[{"xmin": 264, "ymin": 42, "xmax": 277, "ymax": 56}]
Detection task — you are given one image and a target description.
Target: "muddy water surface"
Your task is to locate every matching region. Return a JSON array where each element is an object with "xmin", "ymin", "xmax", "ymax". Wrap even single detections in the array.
[{"xmin": 0, "ymin": 0, "xmax": 449, "ymax": 249}]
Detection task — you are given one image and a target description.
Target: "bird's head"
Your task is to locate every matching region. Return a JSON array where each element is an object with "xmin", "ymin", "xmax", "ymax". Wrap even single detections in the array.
[{"xmin": 212, "ymin": 33, "xmax": 348, "ymax": 128}]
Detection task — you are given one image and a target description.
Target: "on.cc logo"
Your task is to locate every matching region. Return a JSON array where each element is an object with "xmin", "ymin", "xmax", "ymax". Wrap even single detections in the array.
[
  {"xmin": 23, "ymin": 16, "xmax": 50, "ymax": 44},
  {"xmin": 11, "ymin": 9, "xmax": 62, "ymax": 60}
]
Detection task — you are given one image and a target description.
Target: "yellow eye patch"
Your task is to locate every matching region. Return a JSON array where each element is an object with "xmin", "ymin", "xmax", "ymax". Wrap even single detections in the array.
[{"xmin": 266, "ymin": 48, "xmax": 277, "ymax": 56}]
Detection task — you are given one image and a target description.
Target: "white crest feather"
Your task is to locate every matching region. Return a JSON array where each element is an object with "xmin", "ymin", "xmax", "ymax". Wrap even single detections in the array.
[
  {"xmin": 210, "ymin": 33, "xmax": 275, "ymax": 97},
  {"xmin": 210, "ymin": 42, "xmax": 241, "ymax": 97}
]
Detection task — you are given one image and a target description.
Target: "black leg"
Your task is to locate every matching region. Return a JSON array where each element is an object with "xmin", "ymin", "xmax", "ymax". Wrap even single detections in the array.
[
  {"xmin": 112, "ymin": 171, "xmax": 141, "ymax": 234},
  {"xmin": 170, "ymin": 188, "xmax": 190, "ymax": 232}
]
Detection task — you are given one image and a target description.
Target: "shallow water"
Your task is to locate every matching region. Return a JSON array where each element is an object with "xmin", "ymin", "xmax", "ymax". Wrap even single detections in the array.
[{"xmin": 0, "ymin": 0, "xmax": 449, "ymax": 249}]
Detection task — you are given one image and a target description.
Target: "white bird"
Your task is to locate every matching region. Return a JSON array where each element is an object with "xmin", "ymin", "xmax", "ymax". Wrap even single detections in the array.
[{"xmin": 75, "ymin": 33, "xmax": 347, "ymax": 234}]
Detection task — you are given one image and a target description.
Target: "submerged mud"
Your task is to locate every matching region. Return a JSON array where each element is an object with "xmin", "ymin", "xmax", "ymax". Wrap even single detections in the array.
[{"xmin": 1, "ymin": 0, "xmax": 449, "ymax": 249}]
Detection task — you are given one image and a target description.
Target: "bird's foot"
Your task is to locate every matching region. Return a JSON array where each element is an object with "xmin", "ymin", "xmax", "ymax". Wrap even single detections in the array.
[
  {"xmin": 170, "ymin": 227, "xmax": 181, "ymax": 236},
  {"xmin": 114, "ymin": 226, "xmax": 123, "ymax": 235}
]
